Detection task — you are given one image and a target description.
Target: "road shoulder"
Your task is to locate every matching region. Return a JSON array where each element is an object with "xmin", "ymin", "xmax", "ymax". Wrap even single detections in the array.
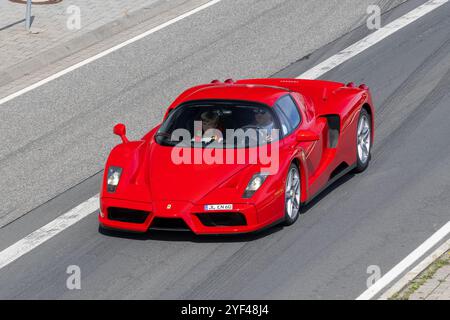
[{"xmin": 380, "ymin": 240, "xmax": 450, "ymax": 300}]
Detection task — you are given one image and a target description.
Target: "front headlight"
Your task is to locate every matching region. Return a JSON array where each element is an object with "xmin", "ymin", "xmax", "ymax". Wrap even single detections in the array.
[
  {"xmin": 107, "ymin": 166, "xmax": 122, "ymax": 193},
  {"xmin": 243, "ymin": 172, "xmax": 269, "ymax": 198}
]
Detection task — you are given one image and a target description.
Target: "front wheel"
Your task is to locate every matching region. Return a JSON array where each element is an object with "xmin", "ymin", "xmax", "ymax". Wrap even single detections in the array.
[
  {"xmin": 354, "ymin": 108, "xmax": 372, "ymax": 173},
  {"xmin": 284, "ymin": 163, "xmax": 301, "ymax": 226}
]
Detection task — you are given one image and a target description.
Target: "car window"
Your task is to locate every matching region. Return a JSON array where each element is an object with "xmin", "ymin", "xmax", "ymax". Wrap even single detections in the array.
[
  {"xmin": 274, "ymin": 95, "xmax": 301, "ymax": 135},
  {"xmin": 155, "ymin": 101, "xmax": 281, "ymax": 148},
  {"xmin": 274, "ymin": 108, "xmax": 291, "ymax": 136}
]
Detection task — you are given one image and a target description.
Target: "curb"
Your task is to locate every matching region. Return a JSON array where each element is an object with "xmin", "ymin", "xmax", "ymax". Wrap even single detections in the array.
[{"xmin": 378, "ymin": 238, "xmax": 450, "ymax": 300}]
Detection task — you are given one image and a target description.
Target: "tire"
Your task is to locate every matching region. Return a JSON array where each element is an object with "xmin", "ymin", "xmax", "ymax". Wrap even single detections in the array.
[
  {"xmin": 283, "ymin": 163, "xmax": 301, "ymax": 226},
  {"xmin": 354, "ymin": 108, "xmax": 372, "ymax": 173}
]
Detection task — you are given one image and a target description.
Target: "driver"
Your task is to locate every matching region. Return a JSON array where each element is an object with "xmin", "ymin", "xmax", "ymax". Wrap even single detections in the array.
[
  {"xmin": 253, "ymin": 109, "xmax": 274, "ymax": 131},
  {"xmin": 244, "ymin": 108, "xmax": 278, "ymax": 143}
]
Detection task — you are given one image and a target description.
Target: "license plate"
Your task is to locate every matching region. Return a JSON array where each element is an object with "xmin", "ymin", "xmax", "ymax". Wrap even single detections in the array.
[{"xmin": 204, "ymin": 204, "xmax": 233, "ymax": 211}]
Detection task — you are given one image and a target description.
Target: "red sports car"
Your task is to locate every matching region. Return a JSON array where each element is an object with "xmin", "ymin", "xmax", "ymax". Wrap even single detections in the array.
[{"xmin": 99, "ymin": 78, "xmax": 374, "ymax": 234}]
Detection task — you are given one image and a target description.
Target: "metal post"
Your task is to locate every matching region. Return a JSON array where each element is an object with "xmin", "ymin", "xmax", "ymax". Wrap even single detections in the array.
[{"xmin": 25, "ymin": 0, "xmax": 32, "ymax": 31}]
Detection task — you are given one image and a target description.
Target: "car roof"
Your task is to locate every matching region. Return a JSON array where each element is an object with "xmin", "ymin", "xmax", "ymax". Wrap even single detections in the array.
[{"xmin": 178, "ymin": 84, "xmax": 291, "ymax": 107}]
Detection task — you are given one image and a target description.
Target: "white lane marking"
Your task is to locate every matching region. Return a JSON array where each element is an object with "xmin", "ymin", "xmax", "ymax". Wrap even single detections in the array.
[
  {"xmin": 357, "ymin": 221, "xmax": 450, "ymax": 300},
  {"xmin": 0, "ymin": 195, "xmax": 99, "ymax": 270},
  {"xmin": 299, "ymin": 0, "xmax": 449, "ymax": 79},
  {"xmin": 0, "ymin": 0, "xmax": 224, "ymax": 106},
  {"xmin": 0, "ymin": 0, "xmax": 446, "ymax": 271}
]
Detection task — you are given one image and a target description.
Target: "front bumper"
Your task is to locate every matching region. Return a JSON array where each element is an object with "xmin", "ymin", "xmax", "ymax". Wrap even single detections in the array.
[{"xmin": 99, "ymin": 197, "xmax": 270, "ymax": 234}]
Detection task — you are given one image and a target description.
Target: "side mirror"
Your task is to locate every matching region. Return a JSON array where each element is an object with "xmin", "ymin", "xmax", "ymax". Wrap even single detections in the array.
[
  {"xmin": 296, "ymin": 130, "xmax": 319, "ymax": 142},
  {"xmin": 113, "ymin": 123, "xmax": 129, "ymax": 143}
]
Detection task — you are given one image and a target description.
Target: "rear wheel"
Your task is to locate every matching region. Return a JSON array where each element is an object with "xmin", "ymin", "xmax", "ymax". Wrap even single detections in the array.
[
  {"xmin": 354, "ymin": 108, "xmax": 372, "ymax": 173},
  {"xmin": 284, "ymin": 163, "xmax": 301, "ymax": 226}
]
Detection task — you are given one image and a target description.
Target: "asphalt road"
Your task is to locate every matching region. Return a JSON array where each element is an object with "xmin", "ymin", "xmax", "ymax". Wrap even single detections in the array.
[
  {"xmin": 0, "ymin": 0, "xmax": 405, "ymax": 227},
  {"xmin": 0, "ymin": 0, "xmax": 449, "ymax": 299}
]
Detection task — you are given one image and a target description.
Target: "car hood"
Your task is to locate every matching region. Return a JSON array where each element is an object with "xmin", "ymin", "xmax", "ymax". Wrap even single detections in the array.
[{"xmin": 147, "ymin": 144, "xmax": 250, "ymax": 202}]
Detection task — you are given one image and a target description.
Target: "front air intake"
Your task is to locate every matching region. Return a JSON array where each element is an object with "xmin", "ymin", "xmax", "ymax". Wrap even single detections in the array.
[
  {"xmin": 197, "ymin": 212, "xmax": 247, "ymax": 227},
  {"xmin": 149, "ymin": 218, "xmax": 191, "ymax": 231},
  {"xmin": 108, "ymin": 207, "xmax": 149, "ymax": 224}
]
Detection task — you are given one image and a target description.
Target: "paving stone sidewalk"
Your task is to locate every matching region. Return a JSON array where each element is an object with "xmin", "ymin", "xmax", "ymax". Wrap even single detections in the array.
[
  {"xmin": 0, "ymin": 0, "xmax": 203, "ymax": 89},
  {"xmin": 409, "ymin": 252, "xmax": 450, "ymax": 300},
  {"xmin": 393, "ymin": 250, "xmax": 450, "ymax": 300}
]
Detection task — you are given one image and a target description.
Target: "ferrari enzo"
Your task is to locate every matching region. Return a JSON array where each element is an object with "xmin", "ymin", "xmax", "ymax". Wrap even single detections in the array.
[{"xmin": 99, "ymin": 78, "xmax": 374, "ymax": 234}]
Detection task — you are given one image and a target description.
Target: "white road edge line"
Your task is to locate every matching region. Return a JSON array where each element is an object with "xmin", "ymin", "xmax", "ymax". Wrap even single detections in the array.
[
  {"xmin": 378, "ymin": 238, "xmax": 450, "ymax": 300},
  {"xmin": 0, "ymin": 195, "xmax": 99, "ymax": 270},
  {"xmin": 0, "ymin": 0, "xmax": 224, "ymax": 106},
  {"xmin": 357, "ymin": 221, "xmax": 450, "ymax": 300},
  {"xmin": 299, "ymin": 0, "xmax": 448, "ymax": 79},
  {"xmin": 0, "ymin": 0, "xmax": 447, "ymax": 272}
]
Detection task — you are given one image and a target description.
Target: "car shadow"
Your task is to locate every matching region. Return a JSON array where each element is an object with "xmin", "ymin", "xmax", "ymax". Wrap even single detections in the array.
[
  {"xmin": 300, "ymin": 172, "xmax": 356, "ymax": 214},
  {"xmin": 99, "ymin": 172, "xmax": 356, "ymax": 242},
  {"xmin": 99, "ymin": 223, "xmax": 284, "ymax": 243}
]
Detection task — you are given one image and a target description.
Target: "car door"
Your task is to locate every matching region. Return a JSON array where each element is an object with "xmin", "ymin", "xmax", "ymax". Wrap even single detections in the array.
[{"xmin": 274, "ymin": 94, "xmax": 323, "ymax": 181}]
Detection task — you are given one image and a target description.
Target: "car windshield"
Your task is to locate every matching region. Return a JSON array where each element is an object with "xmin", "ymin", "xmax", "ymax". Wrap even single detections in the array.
[{"xmin": 155, "ymin": 101, "xmax": 280, "ymax": 148}]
